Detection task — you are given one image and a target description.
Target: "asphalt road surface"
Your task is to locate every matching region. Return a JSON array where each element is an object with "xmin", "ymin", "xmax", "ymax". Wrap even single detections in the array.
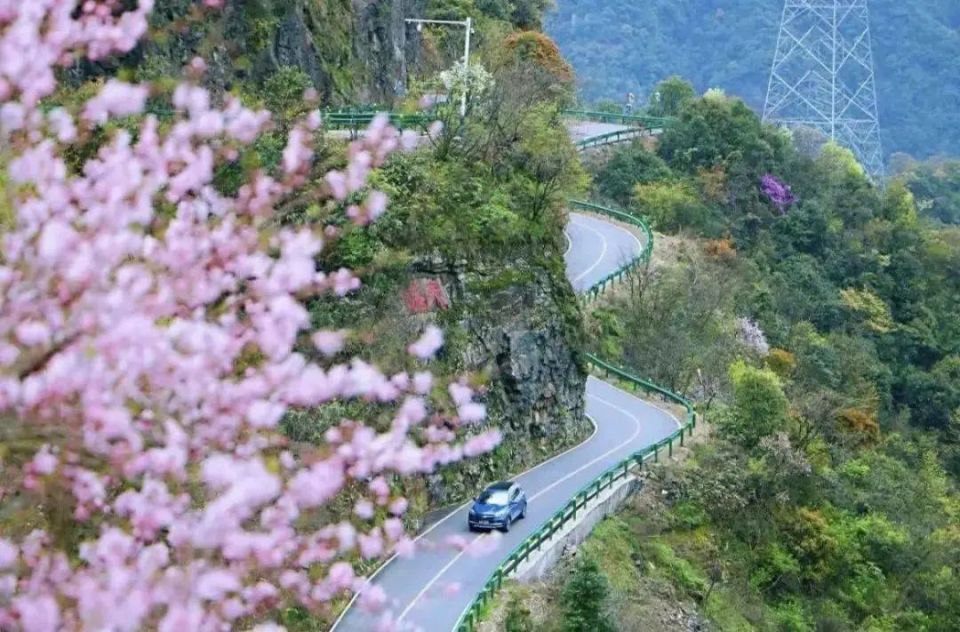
[
  {"xmin": 564, "ymin": 120, "xmax": 633, "ymax": 143},
  {"xmin": 331, "ymin": 124, "xmax": 674, "ymax": 632},
  {"xmin": 565, "ymin": 212, "xmax": 644, "ymax": 293}
]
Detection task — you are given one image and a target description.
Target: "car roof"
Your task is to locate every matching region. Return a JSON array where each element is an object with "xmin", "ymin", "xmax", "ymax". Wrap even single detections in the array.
[{"xmin": 485, "ymin": 481, "xmax": 513, "ymax": 491}]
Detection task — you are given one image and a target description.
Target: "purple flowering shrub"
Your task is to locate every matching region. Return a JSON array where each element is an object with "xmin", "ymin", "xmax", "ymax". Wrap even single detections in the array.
[{"xmin": 760, "ymin": 174, "xmax": 797, "ymax": 214}]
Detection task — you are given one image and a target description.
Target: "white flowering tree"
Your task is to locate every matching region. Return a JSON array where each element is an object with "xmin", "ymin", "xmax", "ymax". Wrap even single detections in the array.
[{"xmin": 438, "ymin": 61, "xmax": 495, "ymax": 110}]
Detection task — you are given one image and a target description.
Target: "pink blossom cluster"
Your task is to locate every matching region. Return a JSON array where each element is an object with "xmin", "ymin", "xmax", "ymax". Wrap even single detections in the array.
[
  {"xmin": 0, "ymin": 0, "xmax": 154, "ymax": 107},
  {"xmin": 0, "ymin": 2, "xmax": 500, "ymax": 630}
]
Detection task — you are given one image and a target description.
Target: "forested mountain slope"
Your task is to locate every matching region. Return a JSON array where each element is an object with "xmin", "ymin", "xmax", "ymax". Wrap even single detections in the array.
[
  {"xmin": 546, "ymin": 0, "xmax": 960, "ymax": 160},
  {"xmin": 489, "ymin": 87, "xmax": 960, "ymax": 632}
]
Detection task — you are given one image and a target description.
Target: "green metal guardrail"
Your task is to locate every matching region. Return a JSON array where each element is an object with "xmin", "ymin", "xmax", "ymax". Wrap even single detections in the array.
[
  {"xmin": 569, "ymin": 200, "xmax": 654, "ymax": 302},
  {"xmin": 454, "ymin": 197, "xmax": 691, "ymax": 631},
  {"xmin": 562, "ymin": 109, "xmax": 677, "ymax": 129},
  {"xmin": 575, "ymin": 127, "xmax": 665, "ymax": 150},
  {"xmin": 327, "ymin": 108, "xmax": 675, "ymax": 134},
  {"xmin": 454, "ymin": 354, "xmax": 696, "ymax": 632},
  {"xmin": 322, "ymin": 110, "xmax": 431, "ymax": 131},
  {"xmin": 327, "ymin": 109, "xmax": 675, "ymax": 136},
  {"xmin": 127, "ymin": 105, "xmax": 432, "ymax": 132}
]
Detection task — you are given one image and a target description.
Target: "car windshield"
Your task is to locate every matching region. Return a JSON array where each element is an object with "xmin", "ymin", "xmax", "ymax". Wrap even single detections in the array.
[{"xmin": 477, "ymin": 490, "xmax": 509, "ymax": 506}]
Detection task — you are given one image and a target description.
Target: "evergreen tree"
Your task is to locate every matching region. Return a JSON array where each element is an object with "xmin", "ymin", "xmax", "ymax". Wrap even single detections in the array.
[{"xmin": 561, "ymin": 556, "xmax": 615, "ymax": 632}]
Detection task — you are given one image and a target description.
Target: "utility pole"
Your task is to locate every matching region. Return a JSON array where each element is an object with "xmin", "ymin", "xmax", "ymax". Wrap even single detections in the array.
[
  {"xmin": 405, "ymin": 17, "xmax": 473, "ymax": 117},
  {"xmin": 763, "ymin": 0, "xmax": 884, "ymax": 179}
]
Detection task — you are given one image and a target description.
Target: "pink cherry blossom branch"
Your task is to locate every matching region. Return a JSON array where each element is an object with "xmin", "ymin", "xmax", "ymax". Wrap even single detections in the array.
[{"xmin": 0, "ymin": 3, "xmax": 500, "ymax": 630}]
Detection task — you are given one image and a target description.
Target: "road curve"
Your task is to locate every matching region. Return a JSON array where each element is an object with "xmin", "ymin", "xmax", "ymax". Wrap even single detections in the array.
[
  {"xmin": 565, "ymin": 213, "xmax": 644, "ymax": 293},
  {"xmin": 565, "ymin": 120, "xmax": 635, "ymax": 143},
  {"xmin": 332, "ymin": 124, "xmax": 670, "ymax": 632}
]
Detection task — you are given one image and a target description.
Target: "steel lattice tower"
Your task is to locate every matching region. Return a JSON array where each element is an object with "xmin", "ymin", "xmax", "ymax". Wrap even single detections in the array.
[{"xmin": 763, "ymin": 0, "xmax": 884, "ymax": 178}]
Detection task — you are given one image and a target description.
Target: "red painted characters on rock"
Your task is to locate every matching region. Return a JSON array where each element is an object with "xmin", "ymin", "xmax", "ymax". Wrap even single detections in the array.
[{"xmin": 404, "ymin": 279, "xmax": 450, "ymax": 313}]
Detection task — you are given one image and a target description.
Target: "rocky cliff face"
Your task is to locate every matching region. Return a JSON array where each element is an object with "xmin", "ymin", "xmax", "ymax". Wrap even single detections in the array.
[
  {"xmin": 102, "ymin": 0, "xmax": 426, "ymax": 105},
  {"xmin": 407, "ymin": 258, "xmax": 589, "ymax": 506},
  {"xmin": 241, "ymin": 0, "xmax": 426, "ymax": 104}
]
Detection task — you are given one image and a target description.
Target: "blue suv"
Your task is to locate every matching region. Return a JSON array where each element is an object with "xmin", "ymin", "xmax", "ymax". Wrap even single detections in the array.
[{"xmin": 468, "ymin": 481, "xmax": 527, "ymax": 532}]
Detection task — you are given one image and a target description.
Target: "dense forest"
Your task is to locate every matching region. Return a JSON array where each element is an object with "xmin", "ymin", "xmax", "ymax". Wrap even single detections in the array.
[
  {"xmin": 898, "ymin": 157, "xmax": 960, "ymax": 225},
  {"xmin": 546, "ymin": 0, "xmax": 960, "ymax": 160},
  {"xmin": 491, "ymin": 80, "xmax": 960, "ymax": 631}
]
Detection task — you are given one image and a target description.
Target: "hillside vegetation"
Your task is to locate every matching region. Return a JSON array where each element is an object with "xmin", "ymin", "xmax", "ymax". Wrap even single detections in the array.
[
  {"xmin": 0, "ymin": 2, "xmax": 590, "ymax": 628},
  {"xmin": 517, "ymin": 85, "xmax": 960, "ymax": 631},
  {"xmin": 546, "ymin": 0, "xmax": 960, "ymax": 160},
  {"xmin": 898, "ymin": 157, "xmax": 960, "ymax": 225}
]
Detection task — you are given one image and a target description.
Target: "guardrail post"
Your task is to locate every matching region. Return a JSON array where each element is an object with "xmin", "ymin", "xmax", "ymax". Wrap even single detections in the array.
[
  {"xmin": 668, "ymin": 439, "xmax": 673, "ymax": 458},
  {"xmin": 680, "ymin": 428, "xmax": 685, "ymax": 447},
  {"xmin": 653, "ymin": 444, "xmax": 658, "ymax": 462}
]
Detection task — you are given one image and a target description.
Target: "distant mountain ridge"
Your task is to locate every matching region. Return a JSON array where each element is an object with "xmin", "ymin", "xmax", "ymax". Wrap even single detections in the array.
[{"xmin": 546, "ymin": 0, "xmax": 960, "ymax": 160}]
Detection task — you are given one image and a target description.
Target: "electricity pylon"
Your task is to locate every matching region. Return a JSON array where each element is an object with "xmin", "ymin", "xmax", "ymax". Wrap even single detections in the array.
[{"xmin": 763, "ymin": 0, "xmax": 885, "ymax": 179}]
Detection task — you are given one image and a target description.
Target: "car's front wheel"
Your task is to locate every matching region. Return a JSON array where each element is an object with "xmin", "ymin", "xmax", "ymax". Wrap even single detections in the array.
[
  {"xmin": 501, "ymin": 516, "xmax": 511, "ymax": 533},
  {"xmin": 519, "ymin": 503, "xmax": 527, "ymax": 520}
]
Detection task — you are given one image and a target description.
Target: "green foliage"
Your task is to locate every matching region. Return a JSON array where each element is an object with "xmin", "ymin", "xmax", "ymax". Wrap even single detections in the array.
[
  {"xmin": 0, "ymin": 153, "xmax": 11, "ymax": 230},
  {"xmin": 333, "ymin": 229, "xmax": 381, "ymax": 269},
  {"xmin": 367, "ymin": 148, "xmax": 560, "ymax": 261},
  {"xmin": 591, "ymin": 246, "xmax": 742, "ymax": 398},
  {"xmin": 643, "ymin": 541, "xmax": 709, "ymax": 597},
  {"xmin": 592, "ymin": 99, "xmax": 623, "ymax": 115},
  {"xmin": 749, "ymin": 542, "xmax": 802, "ymax": 593},
  {"xmin": 594, "ymin": 142, "xmax": 672, "ymax": 207},
  {"xmin": 249, "ymin": 16, "xmax": 279, "ymax": 52},
  {"xmin": 598, "ymin": 88, "xmax": 960, "ymax": 446},
  {"xmin": 658, "ymin": 92, "xmax": 791, "ymax": 177},
  {"xmin": 511, "ymin": 103, "xmax": 589, "ymax": 219},
  {"xmin": 570, "ymin": 81, "xmax": 960, "ymax": 631},
  {"xmin": 546, "ymin": 0, "xmax": 960, "ymax": 159},
  {"xmin": 720, "ymin": 361, "xmax": 790, "ymax": 448},
  {"xmin": 633, "ymin": 180, "xmax": 709, "ymax": 233},
  {"xmin": 260, "ymin": 67, "xmax": 315, "ymax": 125},
  {"xmin": 819, "ymin": 142, "xmax": 866, "ymax": 181},
  {"xmin": 771, "ymin": 600, "xmax": 814, "ymax": 632},
  {"xmin": 591, "ymin": 247, "xmax": 744, "ymax": 396},
  {"xmin": 648, "ymin": 76, "xmax": 695, "ymax": 117},
  {"xmin": 588, "ymin": 307, "xmax": 625, "ymax": 360},
  {"xmin": 561, "ymin": 556, "xmax": 615, "ymax": 632},
  {"xmin": 840, "ymin": 287, "xmax": 895, "ymax": 334},
  {"xmin": 429, "ymin": 0, "xmax": 551, "ymax": 30},
  {"xmin": 503, "ymin": 588, "xmax": 535, "ymax": 632},
  {"xmin": 581, "ymin": 517, "xmax": 641, "ymax": 593},
  {"xmin": 899, "ymin": 158, "xmax": 960, "ymax": 225}
]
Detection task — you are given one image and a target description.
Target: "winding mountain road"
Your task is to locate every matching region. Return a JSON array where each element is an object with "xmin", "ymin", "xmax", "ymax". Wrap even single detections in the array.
[{"xmin": 332, "ymin": 122, "xmax": 673, "ymax": 632}]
